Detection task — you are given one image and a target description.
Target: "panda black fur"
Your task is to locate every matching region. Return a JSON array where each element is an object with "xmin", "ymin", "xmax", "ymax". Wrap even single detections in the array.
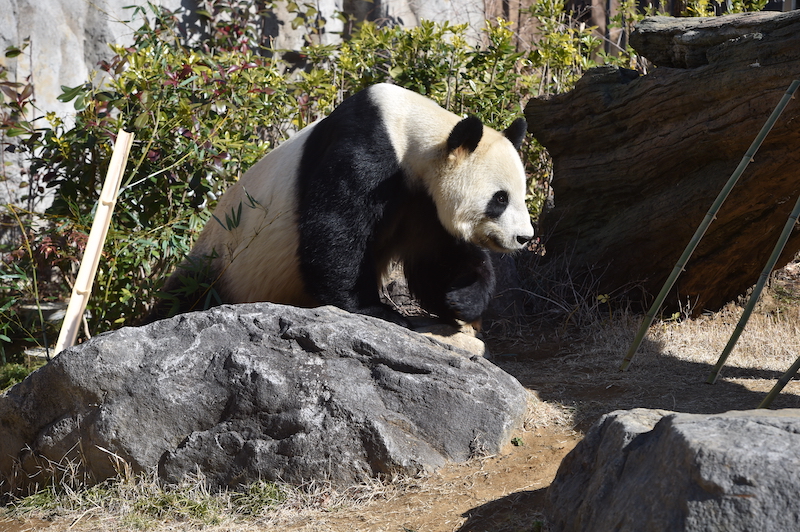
[{"xmin": 151, "ymin": 84, "xmax": 534, "ymax": 326}]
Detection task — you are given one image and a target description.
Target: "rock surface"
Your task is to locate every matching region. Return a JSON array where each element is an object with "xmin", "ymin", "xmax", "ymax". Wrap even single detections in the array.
[
  {"xmin": 548, "ymin": 408, "xmax": 800, "ymax": 532},
  {"xmin": 0, "ymin": 303, "xmax": 527, "ymax": 495},
  {"xmin": 526, "ymin": 11, "xmax": 800, "ymax": 314},
  {"xmin": 630, "ymin": 11, "xmax": 800, "ymax": 68}
]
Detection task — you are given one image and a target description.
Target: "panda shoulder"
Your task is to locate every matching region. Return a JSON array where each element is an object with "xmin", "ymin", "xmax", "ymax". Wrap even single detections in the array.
[
  {"xmin": 365, "ymin": 84, "xmax": 442, "ymax": 113},
  {"xmin": 366, "ymin": 84, "xmax": 457, "ymax": 133}
]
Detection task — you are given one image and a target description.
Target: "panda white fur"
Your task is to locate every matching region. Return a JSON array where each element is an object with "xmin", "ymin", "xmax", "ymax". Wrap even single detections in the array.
[{"xmin": 151, "ymin": 83, "xmax": 534, "ymax": 326}]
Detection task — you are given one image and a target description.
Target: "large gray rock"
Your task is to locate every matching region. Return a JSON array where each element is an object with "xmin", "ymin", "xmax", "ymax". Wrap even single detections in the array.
[
  {"xmin": 0, "ymin": 303, "xmax": 527, "ymax": 495},
  {"xmin": 548, "ymin": 408, "xmax": 800, "ymax": 532}
]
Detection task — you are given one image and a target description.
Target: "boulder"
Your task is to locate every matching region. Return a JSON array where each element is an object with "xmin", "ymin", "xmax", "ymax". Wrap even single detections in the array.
[
  {"xmin": 526, "ymin": 11, "xmax": 800, "ymax": 314},
  {"xmin": 548, "ymin": 408, "xmax": 800, "ymax": 532},
  {"xmin": 0, "ymin": 303, "xmax": 527, "ymax": 495}
]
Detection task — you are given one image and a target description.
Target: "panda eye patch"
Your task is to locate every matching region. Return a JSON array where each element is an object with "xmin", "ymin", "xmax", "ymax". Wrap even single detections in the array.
[{"xmin": 485, "ymin": 190, "xmax": 509, "ymax": 219}]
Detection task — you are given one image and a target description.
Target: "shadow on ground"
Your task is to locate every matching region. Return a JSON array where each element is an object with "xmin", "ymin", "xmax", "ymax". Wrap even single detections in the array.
[
  {"xmin": 457, "ymin": 488, "xmax": 549, "ymax": 532},
  {"xmin": 461, "ymin": 323, "xmax": 800, "ymax": 529},
  {"xmin": 490, "ymin": 332, "xmax": 800, "ymax": 432}
]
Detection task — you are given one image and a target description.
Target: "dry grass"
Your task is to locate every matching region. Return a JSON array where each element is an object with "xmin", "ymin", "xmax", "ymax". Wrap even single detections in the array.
[
  {"xmin": 1, "ymin": 468, "xmax": 420, "ymax": 531},
  {"xmin": 4, "ymin": 268, "xmax": 800, "ymax": 531},
  {"xmin": 493, "ymin": 284, "xmax": 800, "ymax": 431}
]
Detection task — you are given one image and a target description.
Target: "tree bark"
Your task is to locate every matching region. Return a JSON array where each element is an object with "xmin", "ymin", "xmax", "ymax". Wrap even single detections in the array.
[{"xmin": 525, "ymin": 10, "xmax": 800, "ymax": 314}]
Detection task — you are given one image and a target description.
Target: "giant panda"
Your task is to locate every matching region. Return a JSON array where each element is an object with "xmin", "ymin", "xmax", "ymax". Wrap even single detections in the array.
[{"xmin": 150, "ymin": 83, "xmax": 534, "ymax": 327}]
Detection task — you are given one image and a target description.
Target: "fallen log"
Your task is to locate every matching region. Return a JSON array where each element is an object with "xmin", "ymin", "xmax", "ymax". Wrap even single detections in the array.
[{"xmin": 525, "ymin": 10, "xmax": 800, "ymax": 314}]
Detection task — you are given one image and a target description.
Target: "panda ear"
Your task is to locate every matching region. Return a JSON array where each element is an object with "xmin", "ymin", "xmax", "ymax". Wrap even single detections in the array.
[
  {"xmin": 447, "ymin": 116, "xmax": 483, "ymax": 154},
  {"xmin": 504, "ymin": 118, "xmax": 528, "ymax": 150}
]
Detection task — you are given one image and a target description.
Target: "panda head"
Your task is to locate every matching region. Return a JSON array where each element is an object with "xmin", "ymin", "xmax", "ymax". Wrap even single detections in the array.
[{"xmin": 432, "ymin": 116, "xmax": 534, "ymax": 253}]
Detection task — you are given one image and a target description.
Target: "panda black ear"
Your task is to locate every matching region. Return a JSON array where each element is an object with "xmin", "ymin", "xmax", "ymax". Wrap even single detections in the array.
[
  {"xmin": 504, "ymin": 118, "xmax": 528, "ymax": 150},
  {"xmin": 447, "ymin": 116, "xmax": 483, "ymax": 154}
]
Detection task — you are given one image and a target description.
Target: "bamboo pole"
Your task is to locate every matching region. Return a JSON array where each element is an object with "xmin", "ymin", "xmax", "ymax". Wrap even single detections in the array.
[
  {"xmin": 620, "ymin": 79, "xmax": 800, "ymax": 371},
  {"xmin": 758, "ymin": 354, "xmax": 800, "ymax": 409},
  {"xmin": 54, "ymin": 129, "xmax": 134, "ymax": 355},
  {"xmin": 707, "ymin": 190, "xmax": 800, "ymax": 384}
]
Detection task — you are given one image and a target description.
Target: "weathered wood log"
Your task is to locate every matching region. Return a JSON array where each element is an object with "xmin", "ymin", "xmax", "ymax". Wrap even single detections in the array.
[{"xmin": 525, "ymin": 10, "xmax": 800, "ymax": 314}]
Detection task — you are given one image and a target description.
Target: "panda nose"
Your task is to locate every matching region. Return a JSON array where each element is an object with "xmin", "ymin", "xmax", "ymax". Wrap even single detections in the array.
[{"xmin": 517, "ymin": 235, "xmax": 533, "ymax": 245}]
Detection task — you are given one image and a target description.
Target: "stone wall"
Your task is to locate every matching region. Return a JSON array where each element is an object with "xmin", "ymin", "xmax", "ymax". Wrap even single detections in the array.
[
  {"xmin": 0, "ymin": 0, "xmax": 184, "ymax": 118},
  {"xmin": 0, "ymin": 0, "xmax": 497, "ymax": 121}
]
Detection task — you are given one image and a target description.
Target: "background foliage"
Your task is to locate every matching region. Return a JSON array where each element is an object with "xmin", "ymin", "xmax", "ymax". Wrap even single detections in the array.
[{"xmin": 0, "ymin": 0, "xmax": 765, "ymax": 371}]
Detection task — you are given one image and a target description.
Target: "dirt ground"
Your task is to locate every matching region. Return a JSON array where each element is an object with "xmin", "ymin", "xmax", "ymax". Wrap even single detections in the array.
[{"xmin": 4, "ymin": 300, "xmax": 800, "ymax": 532}]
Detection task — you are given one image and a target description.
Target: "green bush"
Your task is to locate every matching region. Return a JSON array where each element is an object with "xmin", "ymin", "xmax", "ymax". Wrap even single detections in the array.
[{"xmin": 0, "ymin": 0, "xmax": 608, "ymax": 349}]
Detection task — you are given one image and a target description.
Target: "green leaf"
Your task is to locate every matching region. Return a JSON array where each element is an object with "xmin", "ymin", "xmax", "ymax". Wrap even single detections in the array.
[
  {"xmin": 388, "ymin": 66, "xmax": 404, "ymax": 79},
  {"xmin": 212, "ymin": 214, "xmax": 228, "ymax": 231},
  {"xmin": 0, "ymin": 298, "xmax": 15, "ymax": 313},
  {"xmin": 57, "ymin": 83, "xmax": 87, "ymax": 103},
  {"xmin": 4, "ymin": 127, "xmax": 29, "ymax": 137},
  {"xmin": 74, "ymin": 93, "xmax": 87, "ymax": 111},
  {"xmin": 4, "ymin": 46, "xmax": 22, "ymax": 58},
  {"xmin": 133, "ymin": 113, "xmax": 149, "ymax": 129}
]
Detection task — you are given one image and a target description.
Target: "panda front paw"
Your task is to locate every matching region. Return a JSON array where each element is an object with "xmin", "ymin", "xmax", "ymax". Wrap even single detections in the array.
[{"xmin": 445, "ymin": 284, "xmax": 490, "ymax": 324}]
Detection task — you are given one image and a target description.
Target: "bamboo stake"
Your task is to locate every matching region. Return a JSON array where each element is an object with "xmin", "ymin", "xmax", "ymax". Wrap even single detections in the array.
[
  {"xmin": 620, "ymin": 79, "xmax": 800, "ymax": 371},
  {"xmin": 707, "ymin": 190, "xmax": 800, "ymax": 384},
  {"xmin": 758, "ymin": 354, "xmax": 800, "ymax": 409},
  {"xmin": 54, "ymin": 130, "xmax": 134, "ymax": 355}
]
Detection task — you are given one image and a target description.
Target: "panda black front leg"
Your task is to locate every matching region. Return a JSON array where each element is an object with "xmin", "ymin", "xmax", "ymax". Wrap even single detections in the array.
[
  {"xmin": 444, "ymin": 273, "xmax": 495, "ymax": 324},
  {"xmin": 442, "ymin": 247, "xmax": 496, "ymax": 324},
  {"xmin": 404, "ymin": 243, "xmax": 496, "ymax": 326}
]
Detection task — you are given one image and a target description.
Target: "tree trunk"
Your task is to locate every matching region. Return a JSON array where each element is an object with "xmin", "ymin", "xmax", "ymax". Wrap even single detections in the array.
[{"xmin": 525, "ymin": 10, "xmax": 800, "ymax": 315}]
